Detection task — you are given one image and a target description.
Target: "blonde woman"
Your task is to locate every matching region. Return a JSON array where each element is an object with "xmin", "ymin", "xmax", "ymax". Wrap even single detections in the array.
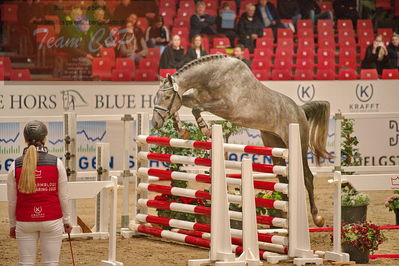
[
  {"xmin": 361, "ymin": 34, "xmax": 389, "ymax": 74},
  {"xmin": 7, "ymin": 121, "xmax": 71, "ymax": 265}
]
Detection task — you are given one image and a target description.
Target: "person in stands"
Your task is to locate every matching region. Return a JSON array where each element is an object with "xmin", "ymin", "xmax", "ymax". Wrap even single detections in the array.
[
  {"xmin": 361, "ymin": 34, "xmax": 389, "ymax": 75},
  {"xmin": 159, "ymin": 34, "xmax": 186, "ymax": 69},
  {"xmin": 387, "ymin": 33, "xmax": 399, "ymax": 70},
  {"xmin": 238, "ymin": 4, "xmax": 263, "ymax": 53},
  {"xmin": 233, "ymin": 44, "xmax": 252, "ymax": 69},
  {"xmin": 297, "ymin": 0, "xmax": 333, "ymax": 24},
  {"xmin": 255, "ymin": 0, "xmax": 286, "ymax": 39},
  {"xmin": 190, "ymin": 1, "xmax": 218, "ymax": 39},
  {"xmin": 277, "ymin": 0, "xmax": 302, "ymax": 27},
  {"xmin": 184, "ymin": 34, "xmax": 208, "ymax": 63},
  {"xmin": 145, "ymin": 16, "xmax": 170, "ymax": 53},
  {"xmin": 8, "ymin": 120, "xmax": 71, "ymax": 265}
]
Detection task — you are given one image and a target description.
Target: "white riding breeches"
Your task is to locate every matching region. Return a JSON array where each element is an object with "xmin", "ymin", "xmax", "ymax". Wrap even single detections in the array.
[{"xmin": 16, "ymin": 218, "xmax": 63, "ymax": 266}]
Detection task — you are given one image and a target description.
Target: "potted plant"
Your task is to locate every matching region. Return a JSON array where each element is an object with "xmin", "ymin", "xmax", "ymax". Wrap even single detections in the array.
[
  {"xmin": 339, "ymin": 222, "xmax": 385, "ymax": 264},
  {"xmin": 341, "ymin": 184, "xmax": 370, "ymax": 223},
  {"xmin": 384, "ymin": 190, "xmax": 399, "ymax": 225},
  {"xmin": 150, "ymin": 119, "xmax": 210, "ymax": 228},
  {"xmin": 340, "ymin": 119, "xmax": 370, "ymax": 223}
]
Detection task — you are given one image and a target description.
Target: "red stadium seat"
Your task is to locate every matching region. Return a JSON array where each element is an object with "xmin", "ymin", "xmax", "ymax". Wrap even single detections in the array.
[
  {"xmin": 204, "ymin": 0, "xmax": 218, "ymax": 10},
  {"xmin": 0, "ymin": 66, "xmax": 4, "ymax": 81},
  {"xmin": 277, "ymin": 38, "xmax": 294, "ymax": 50},
  {"xmin": 357, "ymin": 30, "xmax": 374, "ymax": 47},
  {"xmin": 271, "ymin": 69, "xmax": 293, "ymax": 80},
  {"xmin": 262, "ymin": 28, "xmax": 275, "ymax": 40},
  {"xmin": 274, "ymin": 57, "xmax": 293, "ymax": 70},
  {"xmin": 10, "ymin": 69, "xmax": 31, "ymax": 81},
  {"xmin": 318, "ymin": 36, "xmax": 336, "ymax": 49},
  {"xmin": 213, "ymin": 37, "xmax": 230, "ymax": 48},
  {"xmin": 159, "ymin": 0, "xmax": 176, "ymax": 9},
  {"xmin": 174, "ymin": 17, "xmax": 190, "ymax": 27},
  {"xmin": 360, "ymin": 69, "xmax": 378, "ymax": 80},
  {"xmin": 115, "ymin": 58, "xmax": 135, "ymax": 73},
  {"xmin": 317, "ymin": 19, "xmax": 333, "ymax": 33},
  {"xmin": 159, "ymin": 69, "xmax": 177, "ymax": 78},
  {"xmin": 172, "ymin": 27, "xmax": 189, "ymax": 40},
  {"xmin": 297, "ymin": 20, "xmax": 313, "ymax": 30},
  {"xmin": 253, "ymin": 69, "xmax": 270, "ymax": 80},
  {"xmin": 357, "ymin": 19, "xmax": 373, "ymax": 32},
  {"xmin": 377, "ymin": 28, "xmax": 394, "ymax": 45},
  {"xmin": 112, "ymin": 69, "xmax": 133, "ymax": 81},
  {"xmin": 256, "ymin": 37, "xmax": 274, "ymax": 49},
  {"xmin": 318, "ymin": 2, "xmax": 333, "ymax": 12},
  {"xmin": 0, "ymin": 57, "xmax": 12, "ymax": 79},
  {"xmin": 139, "ymin": 58, "xmax": 159, "ymax": 71},
  {"xmin": 338, "ymin": 48, "xmax": 357, "ymax": 69},
  {"xmin": 376, "ymin": 0, "xmax": 393, "ymax": 9},
  {"xmin": 297, "ymin": 39, "xmax": 315, "ymax": 50},
  {"xmin": 296, "ymin": 58, "xmax": 314, "ymax": 70},
  {"xmin": 318, "ymin": 57, "xmax": 336, "ymax": 70},
  {"xmin": 337, "ymin": 19, "xmax": 354, "ymax": 30},
  {"xmin": 316, "ymin": 69, "xmax": 335, "ymax": 80},
  {"xmin": 297, "ymin": 47, "xmax": 315, "ymax": 59},
  {"xmin": 252, "ymin": 59, "xmax": 271, "ymax": 70},
  {"xmin": 1, "ymin": 4, "xmax": 18, "ymax": 23},
  {"xmin": 275, "ymin": 47, "xmax": 294, "ymax": 59},
  {"xmin": 338, "ymin": 68, "xmax": 357, "ymax": 80},
  {"xmin": 147, "ymin": 48, "xmax": 161, "ymax": 61},
  {"xmin": 297, "ymin": 29, "xmax": 314, "ymax": 40},
  {"xmin": 254, "ymin": 48, "xmax": 273, "ymax": 59},
  {"xmin": 135, "ymin": 69, "xmax": 157, "ymax": 81},
  {"xmin": 294, "ymin": 69, "xmax": 314, "ymax": 80},
  {"xmin": 381, "ymin": 69, "xmax": 399, "ymax": 79},
  {"xmin": 159, "ymin": 7, "xmax": 176, "ymax": 18},
  {"xmin": 277, "ymin": 28, "xmax": 293, "ymax": 40},
  {"xmin": 100, "ymin": 47, "xmax": 116, "ymax": 67},
  {"xmin": 92, "ymin": 58, "xmax": 112, "ymax": 80}
]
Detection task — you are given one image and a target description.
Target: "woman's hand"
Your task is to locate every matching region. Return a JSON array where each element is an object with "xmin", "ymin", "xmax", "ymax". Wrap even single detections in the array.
[
  {"xmin": 64, "ymin": 223, "xmax": 73, "ymax": 234},
  {"xmin": 9, "ymin": 227, "xmax": 16, "ymax": 239}
]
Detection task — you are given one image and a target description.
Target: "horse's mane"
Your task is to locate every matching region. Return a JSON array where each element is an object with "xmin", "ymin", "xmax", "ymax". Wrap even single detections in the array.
[{"xmin": 174, "ymin": 54, "xmax": 231, "ymax": 77}]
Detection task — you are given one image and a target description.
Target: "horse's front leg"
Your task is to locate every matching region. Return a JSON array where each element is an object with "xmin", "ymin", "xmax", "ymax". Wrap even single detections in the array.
[
  {"xmin": 192, "ymin": 107, "xmax": 212, "ymax": 138},
  {"xmin": 172, "ymin": 113, "xmax": 190, "ymax": 139}
]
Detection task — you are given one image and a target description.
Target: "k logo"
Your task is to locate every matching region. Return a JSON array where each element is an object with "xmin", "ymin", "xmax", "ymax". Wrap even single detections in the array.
[
  {"xmin": 297, "ymin": 84, "xmax": 315, "ymax": 103},
  {"xmin": 355, "ymin": 84, "xmax": 374, "ymax": 102}
]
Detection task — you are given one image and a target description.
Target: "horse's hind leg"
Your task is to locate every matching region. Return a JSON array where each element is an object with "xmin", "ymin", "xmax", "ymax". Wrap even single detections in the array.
[{"xmin": 303, "ymin": 154, "xmax": 325, "ymax": 227}]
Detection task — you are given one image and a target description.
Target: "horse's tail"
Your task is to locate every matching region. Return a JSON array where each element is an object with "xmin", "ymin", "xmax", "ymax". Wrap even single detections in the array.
[{"xmin": 301, "ymin": 101, "xmax": 331, "ymax": 165}]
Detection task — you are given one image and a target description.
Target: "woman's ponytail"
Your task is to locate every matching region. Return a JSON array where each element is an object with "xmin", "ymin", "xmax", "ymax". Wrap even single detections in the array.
[{"xmin": 18, "ymin": 145, "xmax": 38, "ymax": 194}]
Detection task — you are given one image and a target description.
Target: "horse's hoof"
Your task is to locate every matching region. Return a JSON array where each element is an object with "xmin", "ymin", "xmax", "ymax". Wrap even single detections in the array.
[{"xmin": 314, "ymin": 215, "xmax": 325, "ymax": 227}]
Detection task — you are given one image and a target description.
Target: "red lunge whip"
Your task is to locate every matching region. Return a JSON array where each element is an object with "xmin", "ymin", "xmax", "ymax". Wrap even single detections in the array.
[{"xmin": 68, "ymin": 232, "xmax": 76, "ymax": 266}]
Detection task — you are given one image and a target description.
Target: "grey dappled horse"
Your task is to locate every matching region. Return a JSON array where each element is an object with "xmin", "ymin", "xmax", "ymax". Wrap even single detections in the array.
[{"xmin": 152, "ymin": 54, "xmax": 330, "ymax": 227}]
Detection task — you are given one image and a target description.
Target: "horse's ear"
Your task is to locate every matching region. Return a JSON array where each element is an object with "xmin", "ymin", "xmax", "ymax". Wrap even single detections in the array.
[{"xmin": 167, "ymin": 74, "xmax": 173, "ymax": 84}]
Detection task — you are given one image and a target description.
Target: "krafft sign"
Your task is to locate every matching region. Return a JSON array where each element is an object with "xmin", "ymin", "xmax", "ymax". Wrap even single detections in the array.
[{"xmin": 1, "ymin": 80, "xmax": 399, "ymax": 116}]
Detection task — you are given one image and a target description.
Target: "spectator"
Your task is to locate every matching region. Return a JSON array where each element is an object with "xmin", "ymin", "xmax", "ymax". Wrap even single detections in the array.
[
  {"xmin": 387, "ymin": 33, "xmax": 399, "ymax": 70},
  {"xmin": 277, "ymin": 0, "xmax": 302, "ymax": 27},
  {"xmin": 361, "ymin": 34, "xmax": 389, "ymax": 75},
  {"xmin": 190, "ymin": 1, "xmax": 218, "ymax": 39},
  {"xmin": 297, "ymin": 0, "xmax": 333, "ymax": 24},
  {"xmin": 159, "ymin": 35, "xmax": 186, "ymax": 69},
  {"xmin": 87, "ymin": 0, "xmax": 111, "ymax": 23},
  {"xmin": 112, "ymin": 0, "xmax": 134, "ymax": 25},
  {"xmin": 18, "ymin": 0, "xmax": 45, "ymax": 54},
  {"xmin": 333, "ymin": 0, "xmax": 359, "ymax": 27},
  {"xmin": 90, "ymin": 9, "xmax": 114, "ymax": 48},
  {"xmin": 233, "ymin": 44, "xmax": 251, "ymax": 69},
  {"xmin": 119, "ymin": 21, "xmax": 148, "ymax": 65},
  {"xmin": 238, "ymin": 4, "xmax": 263, "ymax": 53},
  {"xmin": 145, "ymin": 16, "xmax": 170, "ymax": 53},
  {"xmin": 255, "ymin": 0, "xmax": 286, "ymax": 39},
  {"xmin": 217, "ymin": 2, "xmax": 237, "ymax": 47},
  {"xmin": 184, "ymin": 34, "xmax": 208, "ymax": 63}
]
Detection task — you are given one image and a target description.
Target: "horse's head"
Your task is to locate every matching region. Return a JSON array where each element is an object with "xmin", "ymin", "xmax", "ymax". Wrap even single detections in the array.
[{"xmin": 152, "ymin": 74, "xmax": 182, "ymax": 129}]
